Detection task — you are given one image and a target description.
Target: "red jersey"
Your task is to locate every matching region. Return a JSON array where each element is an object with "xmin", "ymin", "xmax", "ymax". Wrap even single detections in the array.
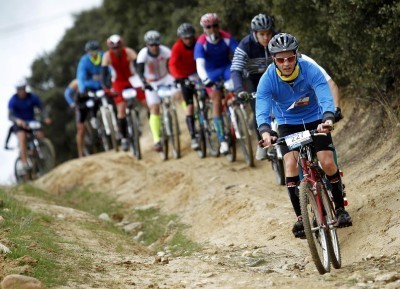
[
  {"xmin": 168, "ymin": 38, "xmax": 197, "ymax": 79},
  {"xmin": 108, "ymin": 47, "xmax": 145, "ymax": 103}
]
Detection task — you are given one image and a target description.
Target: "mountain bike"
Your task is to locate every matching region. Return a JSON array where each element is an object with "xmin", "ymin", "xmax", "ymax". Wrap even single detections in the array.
[
  {"xmin": 187, "ymin": 75, "xmax": 219, "ymax": 158},
  {"xmin": 96, "ymin": 89, "xmax": 119, "ymax": 152},
  {"xmin": 121, "ymin": 88, "xmax": 142, "ymax": 160},
  {"xmin": 217, "ymin": 80, "xmax": 254, "ymax": 167},
  {"xmin": 13, "ymin": 121, "xmax": 56, "ymax": 183},
  {"xmin": 156, "ymin": 85, "xmax": 181, "ymax": 160},
  {"xmin": 275, "ymin": 129, "xmax": 341, "ymax": 274},
  {"xmin": 82, "ymin": 90, "xmax": 111, "ymax": 155}
]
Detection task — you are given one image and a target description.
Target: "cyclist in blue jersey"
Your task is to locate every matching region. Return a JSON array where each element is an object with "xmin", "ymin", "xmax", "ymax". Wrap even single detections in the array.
[
  {"xmin": 231, "ymin": 14, "xmax": 276, "ymax": 161},
  {"xmin": 8, "ymin": 79, "xmax": 51, "ymax": 173},
  {"xmin": 256, "ymin": 33, "xmax": 352, "ymax": 238},
  {"xmin": 194, "ymin": 13, "xmax": 238, "ymax": 154},
  {"xmin": 75, "ymin": 40, "xmax": 103, "ymax": 157}
]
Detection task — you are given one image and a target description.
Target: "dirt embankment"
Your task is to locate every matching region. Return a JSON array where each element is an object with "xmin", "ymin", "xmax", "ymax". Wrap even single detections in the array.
[{"xmin": 15, "ymin": 99, "xmax": 400, "ymax": 288}]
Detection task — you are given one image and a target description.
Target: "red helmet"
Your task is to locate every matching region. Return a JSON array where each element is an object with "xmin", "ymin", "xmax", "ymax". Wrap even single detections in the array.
[
  {"xmin": 200, "ymin": 13, "xmax": 219, "ymax": 27},
  {"xmin": 107, "ymin": 34, "xmax": 124, "ymax": 49}
]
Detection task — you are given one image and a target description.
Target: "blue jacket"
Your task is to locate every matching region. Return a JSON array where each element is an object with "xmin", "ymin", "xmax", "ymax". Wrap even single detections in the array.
[
  {"xmin": 231, "ymin": 33, "xmax": 273, "ymax": 93},
  {"xmin": 8, "ymin": 93, "xmax": 42, "ymax": 122},
  {"xmin": 256, "ymin": 58, "xmax": 335, "ymax": 129},
  {"xmin": 76, "ymin": 53, "xmax": 103, "ymax": 94}
]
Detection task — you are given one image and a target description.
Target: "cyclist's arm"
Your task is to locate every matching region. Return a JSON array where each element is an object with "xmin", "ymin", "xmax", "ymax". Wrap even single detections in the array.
[
  {"xmin": 231, "ymin": 46, "xmax": 249, "ymax": 94},
  {"xmin": 168, "ymin": 43, "xmax": 180, "ymax": 79},
  {"xmin": 255, "ymin": 71, "xmax": 274, "ymax": 133},
  {"xmin": 195, "ymin": 58, "xmax": 208, "ymax": 82},
  {"xmin": 64, "ymin": 80, "xmax": 77, "ymax": 108},
  {"xmin": 101, "ymin": 52, "xmax": 112, "ymax": 89},
  {"xmin": 328, "ymin": 79, "xmax": 340, "ymax": 108}
]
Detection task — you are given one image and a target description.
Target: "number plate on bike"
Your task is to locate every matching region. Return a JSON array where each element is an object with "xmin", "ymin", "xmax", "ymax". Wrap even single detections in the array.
[{"xmin": 285, "ymin": 130, "xmax": 312, "ymax": 150}]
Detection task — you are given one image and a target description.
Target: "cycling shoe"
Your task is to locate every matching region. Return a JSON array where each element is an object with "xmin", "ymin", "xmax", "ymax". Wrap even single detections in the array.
[
  {"xmin": 292, "ymin": 218, "xmax": 306, "ymax": 239},
  {"xmin": 335, "ymin": 208, "xmax": 353, "ymax": 228}
]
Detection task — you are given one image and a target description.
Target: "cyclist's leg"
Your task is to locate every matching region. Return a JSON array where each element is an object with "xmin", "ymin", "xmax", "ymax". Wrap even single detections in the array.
[
  {"xmin": 209, "ymin": 89, "xmax": 224, "ymax": 142},
  {"xmin": 145, "ymin": 87, "xmax": 162, "ymax": 148},
  {"xmin": 315, "ymin": 135, "xmax": 352, "ymax": 226},
  {"xmin": 279, "ymin": 124, "xmax": 304, "ymax": 237},
  {"xmin": 180, "ymin": 81, "xmax": 197, "ymax": 145},
  {"xmin": 16, "ymin": 128, "xmax": 28, "ymax": 165}
]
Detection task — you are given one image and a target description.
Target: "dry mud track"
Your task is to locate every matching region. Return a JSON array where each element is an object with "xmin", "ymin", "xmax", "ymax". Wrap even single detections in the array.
[{"xmin": 32, "ymin": 100, "xmax": 400, "ymax": 288}]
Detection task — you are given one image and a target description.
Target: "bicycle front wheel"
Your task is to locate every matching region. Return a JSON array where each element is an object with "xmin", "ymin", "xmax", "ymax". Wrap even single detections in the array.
[
  {"xmin": 37, "ymin": 138, "xmax": 56, "ymax": 173},
  {"xmin": 129, "ymin": 110, "xmax": 142, "ymax": 160},
  {"xmin": 204, "ymin": 102, "xmax": 219, "ymax": 157},
  {"xmin": 105, "ymin": 110, "xmax": 118, "ymax": 152},
  {"xmin": 169, "ymin": 109, "xmax": 181, "ymax": 159},
  {"xmin": 319, "ymin": 181, "xmax": 341, "ymax": 269},
  {"xmin": 271, "ymin": 156, "xmax": 285, "ymax": 186},
  {"xmin": 299, "ymin": 182, "xmax": 330, "ymax": 274},
  {"xmin": 234, "ymin": 107, "xmax": 254, "ymax": 167}
]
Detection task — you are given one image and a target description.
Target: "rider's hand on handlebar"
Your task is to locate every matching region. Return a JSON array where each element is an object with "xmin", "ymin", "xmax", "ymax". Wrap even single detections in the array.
[
  {"xmin": 317, "ymin": 120, "xmax": 334, "ymax": 134},
  {"xmin": 142, "ymin": 81, "xmax": 153, "ymax": 91},
  {"xmin": 259, "ymin": 132, "xmax": 277, "ymax": 148},
  {"xmin": 44, "ymin": 118, "xmax": 52, "ymax": 125},
  {"xmin": 16, "ymin": 119, "xmax": 27, "ymax": 129},
  {"xmin": 202, "ymin": 78, "xmax": 214, "ymax": 88},
  {"xmin": 236, "ymin": 91, "xmax": 250, "ymax": 104}
]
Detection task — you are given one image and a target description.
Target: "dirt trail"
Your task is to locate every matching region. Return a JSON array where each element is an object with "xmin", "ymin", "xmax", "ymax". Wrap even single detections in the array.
[{"xmin": 30, "ymin": 99, "xmax": 400, "ymax": 288}]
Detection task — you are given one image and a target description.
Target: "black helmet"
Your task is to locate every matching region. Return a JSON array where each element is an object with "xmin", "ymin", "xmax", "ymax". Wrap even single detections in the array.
[
  {"xmin": 251, "ymin": 14, "xmax": 274, "ymax": 31},
  {"xmin": 177, "ymin": 23, "xmax": 195, "ymax": 38},
  {"xmin": 144, "ymin": 30, "xmax": 161, "ymax": 45},
  {"xmin": 268, "ymin": 33, "xmax": 299, "ymax": 55},
  {"xmin": 84, "ymin": 40, "xmax": 100, "ymax": 52}
]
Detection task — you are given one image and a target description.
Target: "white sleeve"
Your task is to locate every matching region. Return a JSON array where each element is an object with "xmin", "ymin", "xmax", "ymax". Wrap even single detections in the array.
[
  {"xmin": 196, "ymin": 58, "xmax": 208, "ymax": 81},
  {"xmin": 136, "ymin": 48, "xmax": 147, "ymax": 64},
  {"xmin": 301, "ymin": 54, "xmax": 331, "ymax": 81}
]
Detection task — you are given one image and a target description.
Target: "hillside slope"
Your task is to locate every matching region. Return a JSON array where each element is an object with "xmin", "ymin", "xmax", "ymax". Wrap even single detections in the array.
[{"xmin": 13, "ymin": 99, "xmax": 400, "ymax": 288}]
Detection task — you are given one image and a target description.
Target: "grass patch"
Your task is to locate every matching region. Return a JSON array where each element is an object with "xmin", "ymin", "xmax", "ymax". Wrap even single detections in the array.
[
  {"xmin": 132, "ymin": 207, "xmax": 201, "ymax": 256},
  {"xmin": 21, "ymin": 184, "xmax": 124, "ymax": 217},
  {"xmin": 0, "ymin": 188, "xmax": 70, "ymax": 286}
]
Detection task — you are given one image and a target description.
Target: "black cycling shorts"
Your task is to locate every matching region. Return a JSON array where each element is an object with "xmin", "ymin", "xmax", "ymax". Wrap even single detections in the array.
[
  {"xmin": 75, "ymin": 97, "xmax": 90, "ymax": 124},
  {"xmin": 278, "ymin": 120, "xmax": 334, "ymax": 156},
  {"xmin": 176, "ymin": 79, "xmax": 195, "ymax": 106}
]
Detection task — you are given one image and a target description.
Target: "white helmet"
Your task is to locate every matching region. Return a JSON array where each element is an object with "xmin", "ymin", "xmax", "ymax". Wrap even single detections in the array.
[{"xmin": 15, "ymin": 78, "xmax": 28, "ymax": 89}]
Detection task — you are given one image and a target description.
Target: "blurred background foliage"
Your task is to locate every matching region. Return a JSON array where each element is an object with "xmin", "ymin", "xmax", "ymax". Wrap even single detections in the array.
[{"xmin": 28, "ymin": 0, "xmax": 400, "ymax": 162}]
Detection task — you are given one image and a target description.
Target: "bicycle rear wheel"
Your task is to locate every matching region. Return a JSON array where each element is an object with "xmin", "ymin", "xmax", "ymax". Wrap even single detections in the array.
[
  {"xmin": 14, "ymin": 157, "xmax": 26, "ymax": 183},
  {"xmin": 234, "ymin": 107, "xmax": 254, "ymax": 167},
  {"xmin": 299, "ymin": 182, "xmax": 330, "ymax": 274},
  {"xmin": 129, "ymin": 110, "xmax": 142, "ymax": 160},
  {"xmin": 319, "ymin": 181, "xmax": 341, "ymax": 269}
]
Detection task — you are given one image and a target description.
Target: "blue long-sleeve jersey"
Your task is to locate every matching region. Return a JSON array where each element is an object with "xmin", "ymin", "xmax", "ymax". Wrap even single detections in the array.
[
  {"xmin": 256, "ymin": 58, "xmax": 335, "ymax": 129},
  {"xmin": 76, "ymin": 53, "xmax": 103, "ymax": 93}
]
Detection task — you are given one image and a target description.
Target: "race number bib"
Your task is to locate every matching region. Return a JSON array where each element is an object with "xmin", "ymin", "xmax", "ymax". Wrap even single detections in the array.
[{"xmin": 284, "ymin": 130, "xmax": 312, "ymax": 150}]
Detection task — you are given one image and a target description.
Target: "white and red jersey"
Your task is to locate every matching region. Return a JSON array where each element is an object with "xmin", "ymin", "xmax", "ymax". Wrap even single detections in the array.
[{"xmin": 136, "ymin": 45, "xmax": 171, "ymax": 82}]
